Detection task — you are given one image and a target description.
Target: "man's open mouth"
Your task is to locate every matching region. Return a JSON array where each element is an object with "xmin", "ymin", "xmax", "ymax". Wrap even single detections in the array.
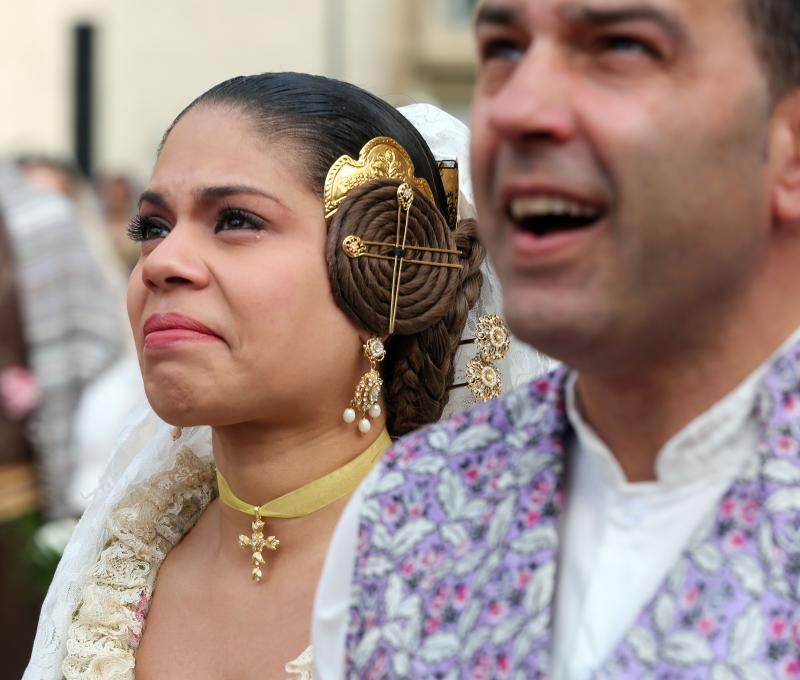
[{"xmin": 508, "ymin": 195, "xmax": 604, "ymax": 237}]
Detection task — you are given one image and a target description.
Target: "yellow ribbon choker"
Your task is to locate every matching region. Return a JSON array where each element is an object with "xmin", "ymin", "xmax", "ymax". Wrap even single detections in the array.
[{"xmin": 216, "ymin": 429, "xmax": 392, "ymax": 583}]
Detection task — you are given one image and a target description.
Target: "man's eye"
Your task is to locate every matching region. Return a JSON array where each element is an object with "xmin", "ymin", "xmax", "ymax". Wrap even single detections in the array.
[
  {"xmin": 215, "ymin": 208, "xmax": 266, "ymax": 233},
  {"xmin": 598, "ymin": 35, "xmax": 661, "ymax": 59},
  {"xmin": 481, "ymin": 39, "xmax": 524, "ymax": 63}
]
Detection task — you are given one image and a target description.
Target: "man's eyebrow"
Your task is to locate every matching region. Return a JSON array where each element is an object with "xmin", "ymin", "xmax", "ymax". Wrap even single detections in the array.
[
  {"xmin": 563, "ymin": 4, "xmax": 686, "ymax": 41},
  {"xmin": 474, "ymin": 3, "xmax": 520, "ymax": 28}
]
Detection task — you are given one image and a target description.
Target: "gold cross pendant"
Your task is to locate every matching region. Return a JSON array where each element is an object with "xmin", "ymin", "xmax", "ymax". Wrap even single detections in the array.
[{"xmin": 238, "ymin": 509, "xmax": 279, "ymax": 583}]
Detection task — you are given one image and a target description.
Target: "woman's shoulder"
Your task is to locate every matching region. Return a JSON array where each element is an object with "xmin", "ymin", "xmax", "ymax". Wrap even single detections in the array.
[{"xmin": 62, "ymin": 447, "xmax": 216, "ymax": 679}]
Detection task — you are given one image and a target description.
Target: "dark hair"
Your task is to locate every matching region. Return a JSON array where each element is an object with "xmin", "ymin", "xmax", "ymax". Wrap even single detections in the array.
[
  {"xmin": 743, "ymin": 0, "xmax": 800, "ymax": 95},
  {"xmin": 165, "ymin": 72, "xmax": 485, "ymax": 436},
  {"xmin": 165, "ymin": 73, "xmax": 450, "ymax": 216}
]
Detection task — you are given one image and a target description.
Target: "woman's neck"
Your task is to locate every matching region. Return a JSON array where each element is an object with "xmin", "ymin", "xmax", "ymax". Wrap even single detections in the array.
[
  {"xmin": 210, "ymin": 419, "xmax": 387, "ymax": 558},
  {"xmin": 212, "ymin": 419, "xmax": 385, "ymax": 502}
]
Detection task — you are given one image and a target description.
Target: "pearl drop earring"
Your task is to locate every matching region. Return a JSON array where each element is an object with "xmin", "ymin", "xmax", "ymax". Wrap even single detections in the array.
[{"xmin": 343, "ymin": 337, "xmax": 385, "ymax": 433}]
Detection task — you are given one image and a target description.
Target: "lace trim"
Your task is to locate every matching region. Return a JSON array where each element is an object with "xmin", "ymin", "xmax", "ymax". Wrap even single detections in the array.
[
  {"xmin": 285, "ymin": 645, "xmax": 314, "ymax": 679},
  {"xmin": 61, "ymin": 446, "xmax": 316, "ymax": 679},
  {"xmin": 62, "ymin": 447, "xmax": 216, "ymax": 679}
]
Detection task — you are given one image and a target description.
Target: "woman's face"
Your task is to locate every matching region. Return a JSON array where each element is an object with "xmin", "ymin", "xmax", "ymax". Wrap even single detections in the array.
[{"xmin": 127, "ymin": 104, "xmax": 364, "ymax": 428}]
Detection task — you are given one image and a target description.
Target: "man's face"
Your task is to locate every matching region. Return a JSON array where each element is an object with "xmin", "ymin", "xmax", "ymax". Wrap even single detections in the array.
[{"xmin": 470, "ymin": 0, "xmax": 778, "ymax": 372}]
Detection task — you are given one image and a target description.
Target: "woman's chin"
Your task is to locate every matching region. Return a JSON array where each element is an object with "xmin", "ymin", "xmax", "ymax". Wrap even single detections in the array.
[{"xmin": 144, "ymin": 387, "xmax": 204, "ymax": 426}]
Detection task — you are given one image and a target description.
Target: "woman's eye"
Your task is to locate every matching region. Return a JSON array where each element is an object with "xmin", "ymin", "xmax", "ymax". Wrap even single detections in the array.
[
  {"xmin": 215, "ymin": 208, "xmax": 265, "ymax": 233},
  {"xmin": 127, "ymin": 215, "xmax": 170, "ymax": 242}
]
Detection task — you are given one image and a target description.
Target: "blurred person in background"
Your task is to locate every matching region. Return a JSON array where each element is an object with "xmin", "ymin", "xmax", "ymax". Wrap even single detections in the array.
[
  {"xmin": 0, "ymin": 208, "xmax": 44, "ymax": 680},
  {"xmin": 0, "ymin": 160, "xmax": 126, "ymax": 676},
  {"xmin": 13, "ymin": 157, "xmax": 142, "ymax": 517},
  {"xmin": 0, "ymin": 160, "xmax": 127, "ymax": 517},
  {"xmin": 96, "ymin": 172, "xmax": 141, "ymax": 272},
  {"xmin": 18, "ymin": 155, "xmax": 131, "ymax": 294},
  {"xmin": 16, "ymin": 155, "xmax": 77, "ymax": 197}
]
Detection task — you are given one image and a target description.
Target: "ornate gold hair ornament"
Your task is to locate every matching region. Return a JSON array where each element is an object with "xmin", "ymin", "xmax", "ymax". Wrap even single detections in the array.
[
  {"xmin": 326, "ymin": 136, "xmax": 465, "ymax": 335},
  {"xmin": 341, "ymin": 235, "xmax": 462, "ymax": 268},
  {"xmin": 451, "ymin": 315, "xmax": 512, "ymax": 402},
  {"xmin": 435, "ymin": 159, "xmax": 459, "ymax": 230},
  {"xmin": 324, "ymin": 137, "xmax": 434, "ymax": 219}
]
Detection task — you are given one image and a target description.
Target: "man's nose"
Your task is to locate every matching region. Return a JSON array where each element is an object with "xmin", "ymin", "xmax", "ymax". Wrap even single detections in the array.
[{"xmin": 487, "ymin": 41, "xmax": 578, "ymax": 146}]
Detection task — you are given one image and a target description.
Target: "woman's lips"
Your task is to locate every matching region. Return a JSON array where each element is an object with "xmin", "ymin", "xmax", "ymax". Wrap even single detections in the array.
[{"xmin": 142, "ymin": 313, "xmax": 223, "ymax": 349}]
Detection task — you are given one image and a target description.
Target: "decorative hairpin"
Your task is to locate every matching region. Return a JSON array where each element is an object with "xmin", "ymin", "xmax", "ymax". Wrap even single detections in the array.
[
  {"xmin": 463, "ymin": 315, "xmax": 511, "ymax": 401},
  {"xmin": 324, "ymin": 137, "xmax": 435, "ymax": 219},
  {"xmin": 341, "ymin": 235, "xmax": 462, "ymax": 268},
  {"xmin": 435, "ymin": 159, "xmax": 459, "ymax": 230},
  {"xmin": 326, "ymin": 136, "xmax": 465, "ymax": 337}
]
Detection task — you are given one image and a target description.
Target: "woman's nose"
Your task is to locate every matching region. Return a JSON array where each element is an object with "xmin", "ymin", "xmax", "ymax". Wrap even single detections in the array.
[{"xmin": 139, "ymin": 224, "xmax": 210, "ymax": 293}]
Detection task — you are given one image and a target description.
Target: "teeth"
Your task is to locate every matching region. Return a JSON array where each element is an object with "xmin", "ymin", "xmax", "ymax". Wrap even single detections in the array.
[{"xmin": 510, "ymin": 195, "xmax": 600, "ymax": 220}]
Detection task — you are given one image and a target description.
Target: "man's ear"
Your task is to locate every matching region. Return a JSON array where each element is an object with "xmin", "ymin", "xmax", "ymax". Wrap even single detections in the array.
[{"xmin": 771, "ymin": 91, "xmax": 800, "ymax": 228}]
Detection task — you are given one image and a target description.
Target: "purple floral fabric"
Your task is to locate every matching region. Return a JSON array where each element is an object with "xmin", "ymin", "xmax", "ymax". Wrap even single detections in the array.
[
  {"xmin": 604, "ymin": 349, "xmax": 800, "ymax": 679},
  {"xmin": 345, "ymin": 343, "xmax": 800, "ymax": 679}
]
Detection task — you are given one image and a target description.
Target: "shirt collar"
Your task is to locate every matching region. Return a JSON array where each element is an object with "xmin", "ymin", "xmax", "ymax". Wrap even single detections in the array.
[{"xmin": 565, "ymin": 325, "xmax": 800, "ymax": 489}]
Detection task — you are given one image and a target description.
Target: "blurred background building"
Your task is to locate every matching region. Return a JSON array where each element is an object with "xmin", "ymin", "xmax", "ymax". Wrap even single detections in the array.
[{"xmin": 0, "ymin": 0, "xmax": 478, "ymax": 182}]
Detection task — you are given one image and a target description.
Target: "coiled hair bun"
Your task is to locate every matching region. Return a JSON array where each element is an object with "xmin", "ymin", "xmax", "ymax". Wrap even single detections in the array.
[
  {"xmin": 326, "ymin": 179, "xmax": 463, "ymax": 336},
  {"xmin": 327, "ymin": 178, "xmax": 484, "ymax": 435}
]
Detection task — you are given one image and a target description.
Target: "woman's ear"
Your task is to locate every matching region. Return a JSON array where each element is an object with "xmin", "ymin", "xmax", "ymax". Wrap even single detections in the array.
[{"xmin": 771, "ymin": 92, "xmax": 800, "ymax": 228}]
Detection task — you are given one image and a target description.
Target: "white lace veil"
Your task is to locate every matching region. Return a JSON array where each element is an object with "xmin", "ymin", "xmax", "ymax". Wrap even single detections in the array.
[
  {"xmin": 23, "ymin": 405, "xmax": 211, "ymax": 678},
  {"xmin": 24, "ymin": 103, "xmax": 553, "ymax": 680},
  {"xmin": 398, "ymin": 104, "xmax": 555, "ymax": 417}
]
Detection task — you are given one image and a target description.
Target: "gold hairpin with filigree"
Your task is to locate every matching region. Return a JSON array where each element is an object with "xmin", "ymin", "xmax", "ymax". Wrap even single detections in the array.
[
  {"xmin": 341, "ymin": 235, "xmax": 463, "ymax": 269},
  {"xmin": 324, "ymin": 137, "xmax": 434, "ymax": 219},
  {"xmin": 388, "ymin": 183, "xmax": 416, "ymax": 334}
]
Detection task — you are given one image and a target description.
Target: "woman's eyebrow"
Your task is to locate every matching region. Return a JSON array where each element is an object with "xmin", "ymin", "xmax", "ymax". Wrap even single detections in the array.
[
  {"xmin": 194, "ymin": 184, "xmax": 283, "ymax": 205},
  {"xmin": 138, "ymin": 185, "xmax": 288, "ymax": 210},
  {"xmin": 138, "ymin": 190, "xmax": 168, "ymax": 209}
]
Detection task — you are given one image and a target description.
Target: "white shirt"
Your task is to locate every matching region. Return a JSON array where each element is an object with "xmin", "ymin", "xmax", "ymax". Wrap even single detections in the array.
[
  {"xmin": 550, "ymin": 370, "xmax": 760, "ymax": 680},
  {"xmin": 312, "ymin": 350, "xmax": 777, "ymax": 679}
]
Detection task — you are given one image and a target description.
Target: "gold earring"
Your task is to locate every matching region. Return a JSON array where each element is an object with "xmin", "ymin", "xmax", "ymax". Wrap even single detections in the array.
[
  {"xmin": 343, "ymin": 337, "xmax": 386, "ymax": 434},
  {"xmin": 171, "ymin": 426, "xmax": 183, "ymax": 441},
  {"xmin": 466, "ymin": 315, "xmax": 511, "ymax": 402}
]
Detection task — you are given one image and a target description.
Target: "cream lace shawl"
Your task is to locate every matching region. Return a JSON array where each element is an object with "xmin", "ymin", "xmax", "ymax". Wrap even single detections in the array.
[{"xmin": 23, "ymin": 408, "xmax": 314, "ymax": 679}]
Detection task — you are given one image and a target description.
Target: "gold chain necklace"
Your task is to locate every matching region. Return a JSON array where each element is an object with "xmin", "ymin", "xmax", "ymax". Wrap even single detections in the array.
[{"xmin": 216, "ymin": 429, "xmax": 391, "ymax": 582}]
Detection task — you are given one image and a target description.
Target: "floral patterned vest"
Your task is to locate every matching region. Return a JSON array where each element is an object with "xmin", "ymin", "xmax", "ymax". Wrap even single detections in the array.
[{"xmin": 345, "ymin": 342, "xmax": 800, "ymax": 678}]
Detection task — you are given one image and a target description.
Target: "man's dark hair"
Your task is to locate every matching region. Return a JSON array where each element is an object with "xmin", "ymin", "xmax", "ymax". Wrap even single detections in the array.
[{"xmin": 744, "ymin": 0, "xmax": 800, "ymax": 95}]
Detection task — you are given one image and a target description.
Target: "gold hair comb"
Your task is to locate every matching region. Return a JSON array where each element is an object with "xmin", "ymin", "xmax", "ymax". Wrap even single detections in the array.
[{"xmin": 324, "ymin": 137, "xmax": 434, "ymax": 219}]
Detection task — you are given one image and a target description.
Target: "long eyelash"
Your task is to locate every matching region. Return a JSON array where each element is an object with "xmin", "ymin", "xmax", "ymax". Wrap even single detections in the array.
[
  {"xmin": 221, "ymin": 206, "xmax": 251, "ymax": 221},
  {"xmin": 127, "ymin": 214, "xmax": 168, "ymax": 242},
  {"xmin": 217, "ymin": 205, "xmax": 266, "ymax": 230},
  {"xmin": 127, "ymin": 214, "xmax": 147, "ymax": 242}
]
